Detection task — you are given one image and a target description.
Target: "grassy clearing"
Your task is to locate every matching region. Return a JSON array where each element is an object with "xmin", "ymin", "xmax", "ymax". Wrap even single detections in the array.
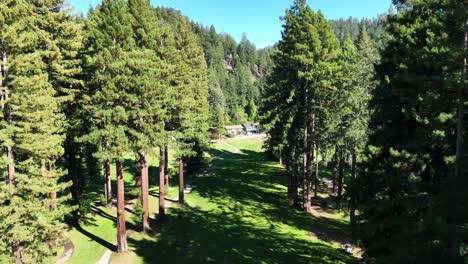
[{"xmin": 107, "ymin": 137, "xmax": 355, "ymax": 264}]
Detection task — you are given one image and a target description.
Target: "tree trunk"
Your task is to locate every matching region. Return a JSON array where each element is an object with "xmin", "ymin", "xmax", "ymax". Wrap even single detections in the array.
[
  {"xmin": 135, "ymin": 162, "xmax": 142, "ymax": 188},
  {"xmin": 336, "ymin": 148, "xmax": 345, "ymax": 209},
  {"xmin": 13, "ymin": 242, "xmax": 22, "ymax": 264},
  {"xmin": 350, "ymin": 149, "xmax": 357, "ymax": 240},
  {"xmin": 42, "ymin": 161, "xmax": 49, "ymax": 209},
  {"xmin": 159, "ymin": 149, "xmax": 165, "ymax": 221},
  {"xmin": 116, "ymin": 160, "xmax": 127, "ymax": 253},
  {"xmin": 50, "ymin": 163, "xmax": 57, "ymax": 210},
  {"xmin": 332, "ymin": 146, "xmax": 338, "ymax": 193},
  {"xmin": 2, "ymin": 40, "xmax": 14, "ymax": 186},
  {"xmin": 164, "ymin": 146, "xmax": 169, "ymax": 188},
  {"xmin": 6, "ymin": 145, "xmax": 14, "ymax": 186},
  {"xmin": 140, "ymin": 153, "xmax": 150, "ymax": 233},
  {"xmin": 104, "ymin": 160, "xmax": 112, "ymax": 208},
  {"xmin": 292, "ymin": 164, "xmax": 299, "ymax": 207},
  {"xmin": 314, "ymin": 144, "xmax": 319, "ymax": 199},
  {"xmin": 307, "ymin": 113, "xmax": 315, "ymax": 208},
  {"xmin": 303, "ymin": 118, "xmax": 311, "ymax": 213},
  {"xmin": 179, "ymin": 158, "xmax": 184, "ymax": 204},
  {"xmin": 279, "ymin": 148, "xmax": 282, "ymax": 165},
  {"xmin": 66, "ymin": 139, "xmax": 80, "ymax": 222},
  {"xmin": 287, "ymin": 165, "xmax": 293, "ymax": 199},
  {"xmin": 66, "ymin": 138, "xmax": 80, "ymax": 203}
]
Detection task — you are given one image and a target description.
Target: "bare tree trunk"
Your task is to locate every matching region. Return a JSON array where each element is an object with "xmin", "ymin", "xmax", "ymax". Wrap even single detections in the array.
[
  {"xmin": 2, "ymin": 40, "xmax": 14, "ymax": 186},
  {"xmin": 6, "ymin": 146, "xmax": 14, "ymax": 185},
  {"xmin": 292, "ymin": 168, "xmax": 299, "ymax": 207},
  {"xmin": 66, "ymin": 138, "xmax": 80, "ymax": 204},
  {"xmin": 350, "ymin": 149, "xmax": 357, "ymax": 240},
  {"xmin": 50, "ymin": 163, "xmax": 57, "ymax": 210},
  {"xmin": 336, "ymin": 148, "xmax": 345, "ymax": 209},
  {"xmin": 314, "ymin": 144, "xmax": 319, "ymax": 199},
  {"xmin": 449, "ymin": 15, "xmax": 467, "ymax": 263},
  {"xmin": 116, "ymin": 160, "xmax": 127, "ymax": 253},
  {"xmin": 179, "ymin": 158, "xmax": 184, "ymax": 204},
  {"xmin": 164, "ymin": 146, "xmax": 169, "ymax": 188},
  {"xmin": 332, "ymin": 146, "xmax": 338, "ymax": 193},
  {"xmin": 140, "ymin": 153, "xmax": 150, "ymax": 233},
  {"xmin": 135, "ymin": 161, "xmax": 142, "ymax": 188},
  {"xmin": 287, "ymin": 163, "xmax": 293, "ymax": 199},
  {"xmin": 307, "ymin": 113, "xmax": 315, "ymax": 205},
  {"xmin": 13, "ymin": 242, "xmax": 22, "ymax": 264},
  {"xmin": 104, "ymin": 160, "xmax": 112, "ymax": 208},
  {"xmin": 303, "ymin": 118, "xmax": 311, "ymax": 213},
  {"xmin": 279, "ymin": 148, "xmax": 282, "ymax": 165},
  {"xmin": 42, "ymin": 161, "xmax": 50, "ymax": 209},
  {"xmin": 159, "ymin": 149, "xmax": 165, "ymax": 221}
]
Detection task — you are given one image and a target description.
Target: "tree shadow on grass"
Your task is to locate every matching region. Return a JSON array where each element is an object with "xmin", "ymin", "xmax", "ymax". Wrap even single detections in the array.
[
  {"xmin": 194, "ymin": 148, "xmax": 337, "ymax": 235},
  {"xmin": 125, "ymin": 144, "xmax": 357, "ymax": 263},
  {"xmin": 128, "ymin": 205, "xmax": 356, "ymax": 264},
  {"xmin": 74, "ymin": 224, "xmax": 117, "ymax": 251}
]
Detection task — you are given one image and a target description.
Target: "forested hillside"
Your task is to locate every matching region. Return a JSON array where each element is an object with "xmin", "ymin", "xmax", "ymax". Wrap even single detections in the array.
[
  {"xmin": 192, "ymin": 24, "xmax": 274, "ymax": 128},
  {"xmin": 329, "ymin": 15, "xmax": 387, "ymax": 48}
]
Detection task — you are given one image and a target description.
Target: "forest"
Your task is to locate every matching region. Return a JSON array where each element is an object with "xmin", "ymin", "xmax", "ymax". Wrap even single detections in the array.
[{"xmin": 0, "ymin": 0, "xmax": 466, "ymax": 263}]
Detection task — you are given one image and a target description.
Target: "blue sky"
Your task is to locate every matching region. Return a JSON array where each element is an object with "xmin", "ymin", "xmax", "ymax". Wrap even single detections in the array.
[{"xmin": 70, "ymin": 0, "xmax": 392, "ymax": 48}]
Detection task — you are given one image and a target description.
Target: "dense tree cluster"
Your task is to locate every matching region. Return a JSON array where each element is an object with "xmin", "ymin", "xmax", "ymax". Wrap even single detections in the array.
[
  {"xmin": 261, "ymin": 0, "xmax": 467, "ymax": 263},
  {"xmin": 329, "ymin": 14, "xmax": 388, "ymax": 49},
  {"xmin": 357, "ymin": 0, "xmax": 467, "ymax": 262},
  {"xmin": 0, "ymin": 0, "xmax": 209, "ymax": 261},
  {"xmin": 260, "ymin": 0, "xmax": 378, "ymax": 214}
]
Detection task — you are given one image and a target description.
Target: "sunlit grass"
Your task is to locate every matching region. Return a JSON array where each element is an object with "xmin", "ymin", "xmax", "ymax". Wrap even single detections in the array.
[
  {"xmin": 107, "ymin": 137, "xmax": 355, "ymax": 263},
  {"xmin": 66, "ymin": 137, "xmax": 354, "ymax": 263}
]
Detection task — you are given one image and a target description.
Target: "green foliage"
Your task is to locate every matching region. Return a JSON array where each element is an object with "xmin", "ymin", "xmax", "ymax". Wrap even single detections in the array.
[
  {"xmin": 0, "ymin": 0, "xmax": 79, "ymax": 261},
  {"xmin": 191, "ymin": 21, "xmax": 269, "ymax": 126},
  {"xmin": 357, "ymin": 1, "xmax": 467, "ymax": 262},
  {"xmin": 260, "ymin": 0, "xmax": 340, "ymax": 180},
  {"xmin": 329, "ymin": 15, "xmax": 387, "ymax": 49}
]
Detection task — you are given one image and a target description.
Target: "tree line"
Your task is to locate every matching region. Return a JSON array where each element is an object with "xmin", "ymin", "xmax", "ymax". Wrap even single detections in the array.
[
  {"xmin": 260, "ymin": 0, "xmax": 467, "ymax": 262},
  {"xmin": 0, "ymin": 0, "xmax": 211, "ymax": 261}
]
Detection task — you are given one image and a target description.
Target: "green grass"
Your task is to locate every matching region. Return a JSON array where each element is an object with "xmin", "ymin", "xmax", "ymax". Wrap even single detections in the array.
[
  {"xmin": 65, "ymin": 151, "xmax": 180, "ymax": 263},
  {"xmin": 107, "ymin": 137, "xmax": 356, "ymax": 264},
  {"xmin": 67, "ymin": 206, "xmax": 116, "ymax": 264}
]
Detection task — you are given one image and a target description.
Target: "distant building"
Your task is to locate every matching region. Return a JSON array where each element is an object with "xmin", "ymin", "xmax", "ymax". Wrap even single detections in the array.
[
  {"xmin": 242, "ymin": 123, "xmax": 260, "ymax": 134},
  {"xmin": 225, "ymin": 125, "xmax": 244, "ymax": 135}
]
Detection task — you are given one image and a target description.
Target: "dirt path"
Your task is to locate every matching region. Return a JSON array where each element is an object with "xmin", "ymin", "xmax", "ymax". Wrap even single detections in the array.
[
  {"xmin": 307, "ymin": 192, "xmax": 362, "ymax": 257},
  {"xmin": 57, "ymin": 233, "xmax": 74, "ymax": 264}
]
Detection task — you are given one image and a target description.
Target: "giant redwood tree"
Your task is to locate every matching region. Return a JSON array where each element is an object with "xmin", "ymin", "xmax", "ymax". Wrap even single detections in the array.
[
  {"xmin": 81, "ymin": 0, "xmax": 137, "ymax": 253},
  {"xmin": 260, "ymin": 0, "xmax": 339, "ymax": 212},
  {"xmin": 0, "ymin": 0, "xmax": 80, "ymax": 261}
]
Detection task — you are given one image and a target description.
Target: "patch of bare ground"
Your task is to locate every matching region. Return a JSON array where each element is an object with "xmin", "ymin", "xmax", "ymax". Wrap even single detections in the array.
[{"xmin": 308, "ymin": 191, "xmax": 363, "ymax": 258}]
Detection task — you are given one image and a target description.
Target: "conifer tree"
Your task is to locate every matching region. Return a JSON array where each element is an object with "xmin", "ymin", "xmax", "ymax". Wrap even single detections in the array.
[
  {"xmin": 128, "ymin": 0, "xmax": 168, "ymax": 233},
  {"xmin": 0, "ymin": 0, "xmax": 78, "ymax": 261},
  {"xmin": 261, "ymin": 0, "xmax": 339, "ymax": 212},
  {"xmin": 358, "ymin": 1, "xmax": 467, "ymax": 261},
  {"xmin": 157, "ymin": 7, "xmax": 210, "ymax": 203},
  {"xmin": 81, "ymin": 0, "xmax": 137, "ymax": 252}
]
